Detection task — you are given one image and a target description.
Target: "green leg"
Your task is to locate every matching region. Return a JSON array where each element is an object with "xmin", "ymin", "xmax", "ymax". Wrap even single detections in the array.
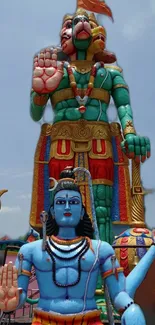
[
  {"xmin": 93, "ymin": 185, "xmax": 120, "ymax": 322},
  {"xmin": 93, "ymin": 184, "xmax": 114, "ymax": 244}
]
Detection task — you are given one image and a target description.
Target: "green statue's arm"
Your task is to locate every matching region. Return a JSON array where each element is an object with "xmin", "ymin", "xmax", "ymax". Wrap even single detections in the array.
[
  {"xmin": 30, "ymin": 90, "xmax": 50, "ymax": 122},
  {"xmin": 109, "ymin": 68, "xmax": 151, "ymax": 163}
]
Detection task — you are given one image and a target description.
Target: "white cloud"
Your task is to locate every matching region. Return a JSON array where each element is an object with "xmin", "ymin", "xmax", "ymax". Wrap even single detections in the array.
[
  {"xmin": 12, "ymin": 171, "xmax": 33, "ymax": 179},
  {"xmin": 122, "ymin": 1, "xmax": 155, "ymax": 41},
  {"xmin": 122, "ymin": 12, "xmax": 151, "ymax": 41},
  {"xmin": 0, "ymin": 206, "xmax": 21, "ymax": 214},
  {"xmin": 17, "ymin": 193, "xmax": 31, "ymax": 200},
  {"xmin": 150, "ymin": 0, "xmax": 155, "ymax": 14}
]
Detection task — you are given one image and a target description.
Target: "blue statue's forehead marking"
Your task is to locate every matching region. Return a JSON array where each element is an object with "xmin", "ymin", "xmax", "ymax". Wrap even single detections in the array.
[
  {"xmin": 55, "ymin": 195, "xmax": 80, "ymax": 200},
  {"xmin": 54, "ymin": 190, "xmax": 81, "ymax": 200}
]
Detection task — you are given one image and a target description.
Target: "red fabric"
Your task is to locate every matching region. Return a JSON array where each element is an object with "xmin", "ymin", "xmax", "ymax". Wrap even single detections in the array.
[
  {"xmin": 49, "ymin": 158, "xmax": 75, "ymax": 180},
  {"xmin": 49, "ymin": 138, "xmax": 114, "ymax": 182},
  {"xmin": 49, "ymin": 156, "xmax": 114, "ymax": 182},
  {"xmin": 88, "ymin": 157, "xmax": 114, "ymax": 181},
  {"xmin": 118, "ymin": 167, "xmax": 127, "ymax": 221}
]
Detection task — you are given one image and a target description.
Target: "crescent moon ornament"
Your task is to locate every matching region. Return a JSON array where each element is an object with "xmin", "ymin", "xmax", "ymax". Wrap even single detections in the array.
[{"xmin": 49, "ymin": 177, "xmax": 58, "ymax": 191}]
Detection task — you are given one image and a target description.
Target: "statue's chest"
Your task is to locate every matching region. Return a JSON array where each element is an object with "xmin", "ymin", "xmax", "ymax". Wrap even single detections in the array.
[
  {"xmin": 73, "ymin": 67, "xmax": 112, "ymax": 90},
  {"xmin": 32, "ymin": 242, "xmax": 99, "ymax": 272},
  {"xmin": 61, "ymin": 67, "xmax": 111, "ymax": 88}
]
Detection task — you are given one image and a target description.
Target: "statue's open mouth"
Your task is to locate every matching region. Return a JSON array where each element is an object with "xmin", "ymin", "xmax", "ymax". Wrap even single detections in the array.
[
  {"xmin": 76, "ymin": 30, "xmax": 90, "ymax": 39},
  {"xmin": 61, "ymin": 34, "xmax": 70, "ymax": 45}
]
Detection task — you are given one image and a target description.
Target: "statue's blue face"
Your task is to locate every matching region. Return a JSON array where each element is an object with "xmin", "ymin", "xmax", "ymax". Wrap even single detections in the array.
[{"xmin": 53, "ymin": 190, "xmax": 83, "ymax": 227}]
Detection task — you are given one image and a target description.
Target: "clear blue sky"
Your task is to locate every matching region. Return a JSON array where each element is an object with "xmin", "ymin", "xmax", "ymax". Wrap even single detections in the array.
[{"xmin": 0, "ymin": 0, "xmax": 155, "ymax": 238}]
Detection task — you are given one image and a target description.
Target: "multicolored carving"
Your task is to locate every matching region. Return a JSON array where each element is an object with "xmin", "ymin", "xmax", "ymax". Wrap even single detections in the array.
[
  {"xmin": 113, "ymin": 227, "xmax": 153, "ymax": 276},
  {"xmin": 0, "ymin": 168, "xmax": 155, "ymax": 325},
  {"xmin": 29, "ymin": 0, "xmax": 151, "ymax": 245}
]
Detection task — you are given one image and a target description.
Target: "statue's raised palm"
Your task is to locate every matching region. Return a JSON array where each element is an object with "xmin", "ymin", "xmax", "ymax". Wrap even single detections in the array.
[
  {"xmin": 32, "ymin": 48, "xmax": 64, "ymax": 94},
  {"xmin": 0, "ymin": 262, "xmax": 22, "ymax": 312}
]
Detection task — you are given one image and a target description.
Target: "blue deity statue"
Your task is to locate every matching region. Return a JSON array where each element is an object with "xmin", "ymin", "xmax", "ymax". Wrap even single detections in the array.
[{"xmin": 0, "ymin": 168, "xmax": 154, "ymax": 325}]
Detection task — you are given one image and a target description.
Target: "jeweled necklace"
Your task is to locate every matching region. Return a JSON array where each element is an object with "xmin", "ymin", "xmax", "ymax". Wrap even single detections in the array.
[
  {"xmin": 45, "ymin": 238, "xmax": 89, "ymax": 287},
  {"xmin": 51, "ymin": 235, "xmax": 83, "ymax": 246},
  {"xmin": 64, "ymin": 61, "xmax": 104, "ymax": 113},
  {"xmin": 49, "ymin": 236, "xmax": 85, "ymax": 253}
]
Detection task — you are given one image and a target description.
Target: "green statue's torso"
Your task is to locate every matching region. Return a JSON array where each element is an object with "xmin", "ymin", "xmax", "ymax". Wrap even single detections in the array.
[
  {"xmin": 31, "ymin": 65, "xmax": 129, "ymax": 128},
  {"xmin": 53, "ymin": 67, "xmax": 112, "ymax": 123}
]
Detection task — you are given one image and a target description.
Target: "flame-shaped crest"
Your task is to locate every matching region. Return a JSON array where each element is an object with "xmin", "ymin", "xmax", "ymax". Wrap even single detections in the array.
[{"xmin": 77, "ymin": 0, "xmax": 113, "ymax": 20}]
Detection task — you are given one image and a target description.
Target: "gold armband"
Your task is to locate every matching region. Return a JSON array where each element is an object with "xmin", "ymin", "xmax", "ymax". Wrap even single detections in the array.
[
  {"xmin": 102, "ymin": 267, "xmax": 124, "ymax": 280},
  {"xmin": 123, "ymin": 121, "xmax": 136, "ymax": 136},
  {"xmin": 113, "ymin": 84, "xmax": 129, "ymax": 91},
  {"xmin": 20, "ymin": 269, "xmax": 32, "ymax": 277}
]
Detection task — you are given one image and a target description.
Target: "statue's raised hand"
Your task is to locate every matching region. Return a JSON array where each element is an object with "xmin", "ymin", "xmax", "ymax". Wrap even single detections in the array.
[
  {"xmin": 121, "ymin": 134, "xmax": 151, "ymax": 163},
  {"xmin": 0, "ymin": 262, "xmax": 22, "ymax": 312},
  {"xmin": 32, "ymin": 48, "xmax": 64, "ymax": 94}
]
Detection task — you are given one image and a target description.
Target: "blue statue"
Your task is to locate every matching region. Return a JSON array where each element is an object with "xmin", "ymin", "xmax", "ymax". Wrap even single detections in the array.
[{"xmin": 0, "ymin": 167, "xmax": 154, "ymax": 325}]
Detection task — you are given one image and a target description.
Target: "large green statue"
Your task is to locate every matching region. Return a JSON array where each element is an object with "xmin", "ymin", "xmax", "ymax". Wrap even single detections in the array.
[{"xmin": 30, "ymin": 5, "xmax": 150, "ymax": 244}]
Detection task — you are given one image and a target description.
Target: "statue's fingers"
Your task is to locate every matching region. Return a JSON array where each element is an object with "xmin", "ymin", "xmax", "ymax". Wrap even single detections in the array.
[
  {"xmin": 51, "ymin": 48, "xmax": 57, "ymax": 68},
  {"xmin": 140, "ymin": 137, "xmax": 145, "ymax": 146},
  {"xmin": 140, "ymin": 146, "xmax": 146, "ymax": 163},
  {"xmin": 57, "ymin": 61, "xmax": 64, "ymax": 72},
  {"xmin": 45, "ymin": 48, "xmax": 51, "ymax": 59},
  {"xmin": 133, "ymin": 136, "xmax": 140, "ymax": 146},
  {"xmin": 127, "ymin": 144, "xmax": 135, "ymax": 159},
  {"xmin": 33, "ymin": 56, "xmax": 39, "ymax": 68},
  {"xmin": 2, "ymin": 265, "xmax": 7, "ymax": 289},
  {"xmin": 135, "ymin": 155, "xmax": 140, "ymax": 163},
  {"xmin": 134, "ymin": 146, "xmax": 141, "ymax": 163},
  {"xmin": 45, "ymin": 59, "xmax": 51, "ymax": 67},
  {"xmin": 7, "ymin": 262, "xmax": 13, "ymax": 288},
  {"xmin": 0, "ymin": 267, "xmax": 3, "ymax": 286},
  {"xmin": 146, "ymin": 140, "xmax": 151, "ymax": 158},
  {"xmin": 39, "ymin": 50, "xmax": 45, "ymax": 59},
  {"xmin": 144, "ymin": 137, "xmax": 151, "ymax": 158},
  {"xmin": 38, "ymin": 58, "xmax": 44, "ymax": 68},
  {"xmin": 13, "ymin": 266, "xmax": 18, "ymax": 288}
]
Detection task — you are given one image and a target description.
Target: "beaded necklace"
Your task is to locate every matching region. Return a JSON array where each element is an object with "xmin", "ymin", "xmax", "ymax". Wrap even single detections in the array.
[
  {"xmin": 46, "ymin": 238, "xmax": 89, "ymax": 287},
  {"xmin": 64, "ymin": 61, "xmax": 104, "ymax": 113}
]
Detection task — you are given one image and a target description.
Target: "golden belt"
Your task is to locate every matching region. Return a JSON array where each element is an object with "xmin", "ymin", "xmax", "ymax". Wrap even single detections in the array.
[
  {"xmin": 33, "ymin": 308, "xmax": 101, "ymax": 325},
  {"xmin": 42, "ymin": 120, "xmax": 112, "ymax": 143},
  {"xmin": 50, "ymin": 87, "xmax": 110, "ymax": 107},
  {"xmin": 41, "ymin": 120, "xmax": 113, "ymax": 157}
]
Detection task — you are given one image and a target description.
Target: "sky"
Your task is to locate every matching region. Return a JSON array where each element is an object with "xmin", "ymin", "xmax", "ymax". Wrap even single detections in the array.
[{"xmin": 0, "ymin": 0, "xmax": 155, "ymax": 238}]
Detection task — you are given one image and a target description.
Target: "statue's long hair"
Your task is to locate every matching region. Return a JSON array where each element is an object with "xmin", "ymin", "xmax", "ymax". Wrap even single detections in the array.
[{"xmin": 46, "ymin": 168, "xmax": 94, "ymax": 239}]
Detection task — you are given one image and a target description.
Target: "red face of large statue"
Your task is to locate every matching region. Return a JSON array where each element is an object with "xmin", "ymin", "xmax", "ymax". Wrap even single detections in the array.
[{"xmin": 60, "ymin": 19, "xmax": 75, "ymax": 55}]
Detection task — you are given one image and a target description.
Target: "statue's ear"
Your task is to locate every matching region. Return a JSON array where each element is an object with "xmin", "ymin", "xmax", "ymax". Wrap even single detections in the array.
[
  {"xmin": 50, "ymin": 206, "xmax": 55, "ymax": 218},
  {"xmin": 81, "ymin": 207, "xmax": 85, "ymax": 217}
]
